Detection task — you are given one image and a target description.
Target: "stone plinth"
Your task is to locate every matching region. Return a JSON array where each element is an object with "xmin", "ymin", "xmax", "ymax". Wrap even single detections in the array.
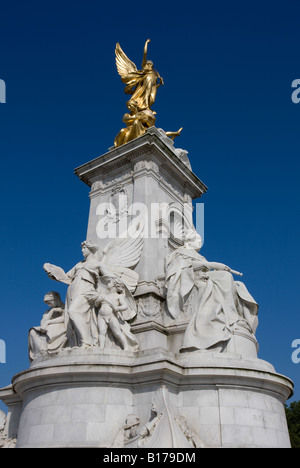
[
  {"xmin": 0, "ymin": 128, "xmax": 294, "ymax": 448},
  {"xmin": 0, "ymin": 348, "xmax": 293, "ymax": 448},
  {"xmin": 74, "ymin": 126, "xmax": 207, "ymax": 291}
]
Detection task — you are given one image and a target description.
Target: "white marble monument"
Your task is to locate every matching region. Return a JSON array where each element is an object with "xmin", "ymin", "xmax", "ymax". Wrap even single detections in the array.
[
  {"xmin": 0, "ymin": 40, "xmax": 294, "ymax": 447},
  {"xmin": 0, "ymin": 127, "xmax": 293, "ymax": 448}
]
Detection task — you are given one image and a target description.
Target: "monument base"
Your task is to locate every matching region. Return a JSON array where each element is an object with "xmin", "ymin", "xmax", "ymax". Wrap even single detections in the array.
[
  {"xmin": 0, "ymin": 348, "xmax": 293, "ymax": 448},
  {"xmin": 0, "ymin": 129, "xmax": 293, "ymax": 448}
]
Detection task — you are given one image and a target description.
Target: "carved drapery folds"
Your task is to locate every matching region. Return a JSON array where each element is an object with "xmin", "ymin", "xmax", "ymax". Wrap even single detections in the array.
[
  {"xmin": 30, "ymin": 130, "xmax": 259, "ymax": 361},
  {"xmin": 0, "ymin": 411, "xmax": 16, "ymax": 448},
  {"xmin": 31, "ymin": 219, "xmax": 145, "ymax": 359},
  {"xmin": 31, "ymin": 219, "xmax": 259, "ymax": 360},
  {"xmin": 164, "ymin": 229, "xmax": 259, "ymax": 354},
  {"xmin": 110, "ymin": 386, "xmax": 205, "ymax": 448}
]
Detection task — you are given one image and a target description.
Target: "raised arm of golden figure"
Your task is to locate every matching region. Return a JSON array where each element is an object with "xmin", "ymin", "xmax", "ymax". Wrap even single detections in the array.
[{"xmin": 142, "ymin": 39, "xmax": 151, "ymax": 69}]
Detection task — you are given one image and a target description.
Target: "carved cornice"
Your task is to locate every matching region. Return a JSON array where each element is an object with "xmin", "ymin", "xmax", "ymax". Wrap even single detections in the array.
[
  {"xmin": 90, "ymin": 170, "xmax": 134, "ymax": 197},
  {"xmin": 74, "ymin": 128, "xmax": 208, "ymax": 200}
]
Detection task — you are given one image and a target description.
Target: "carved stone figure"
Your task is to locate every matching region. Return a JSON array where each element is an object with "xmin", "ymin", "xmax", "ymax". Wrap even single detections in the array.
[
  {"xmin": 156, "ymin": 128, "xmax": 190, "ymax": 168},
  {"xmin": 110, "ymin": 414, "xmax": 141, "ymax": 447},
  {"xmin": 110, "ymin": 386, "xmax": 205, "ymax": 448},
  {"xmin": 165, "ymin": 229, "xmax": 258, "ymax": 352},
  {"xmin": 137, "ymin": 294, "xmax": 161, "ymax": 319},
  {"xmin": 0, "ymin": 410, "xmax": 16, "ymax": 448},
  {"xmin": 86, "ymin": 276, "xmax": 139, "ymax": 351},
  {"xmin": 137, "ymin": 404, "xmax": 164, "ymax": 447},
  {"xmin": 28, "ymin": 291, "xmax": 67, "ymax": 361},
  {"xmin": 44, "ymin": 241, "xmax": 111, "ymax": 348},
  {"xmin": 0, "ymin": 410, "xmax": 6, "ymax": 444},
  {"xmin": 174, "ymin": 416, "xmax": 205, "ymax": 448},
  {"xmin": 44, "ymin": 219, "xmax": 144, "ymax": 349}
]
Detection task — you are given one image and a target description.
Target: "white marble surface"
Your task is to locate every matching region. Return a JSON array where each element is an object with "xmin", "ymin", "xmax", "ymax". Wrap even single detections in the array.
[
  {"xmin": 0, "ymin": 348, "xmax": 292, "ymax": 448},
  {"xmin": 0, "ymin": 129, "xmax": 293, "ymax": 448}
]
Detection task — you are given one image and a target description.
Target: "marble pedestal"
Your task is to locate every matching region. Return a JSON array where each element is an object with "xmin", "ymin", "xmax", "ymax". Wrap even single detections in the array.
[
  {"xmin": 0, "ymin": 128, "xmax": 294, "ymax": 448},
  {"xmin": 0, "ymin": 347, "xmax": 293, "ymax": 448}
]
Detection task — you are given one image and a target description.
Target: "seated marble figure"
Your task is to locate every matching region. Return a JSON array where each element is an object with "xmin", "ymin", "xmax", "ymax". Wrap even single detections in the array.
[
  {"xmin": 165, "ymin": 229, "xmax": 258, "ymax": 353},
  {"xmin": 28, "ymin": 291, "xmax": 67, "ymax": 361}
]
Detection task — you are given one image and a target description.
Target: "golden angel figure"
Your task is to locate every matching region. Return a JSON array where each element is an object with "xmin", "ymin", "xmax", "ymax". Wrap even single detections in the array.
[
  {"xmin": 115, "ymin": 39, "xmax": 164, "ymax": 113},
  {"xmin": 114, "ymin": 40, "xmax": 182, "ymax": 148},
  {"xmin": 114, "ymin": 40, "xmax": 163, "ymax": 147}
]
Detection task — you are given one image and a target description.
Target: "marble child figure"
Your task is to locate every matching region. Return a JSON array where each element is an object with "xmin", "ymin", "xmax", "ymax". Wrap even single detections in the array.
[{"xmin": 86, "ymin": 276, "xmax": 139, "ymax": 351}]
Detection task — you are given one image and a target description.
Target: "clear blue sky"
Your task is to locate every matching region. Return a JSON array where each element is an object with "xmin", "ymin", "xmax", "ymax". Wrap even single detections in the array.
[{"xmin": 0, "ymin": 0, "xmax": 299, "ymax": 413}]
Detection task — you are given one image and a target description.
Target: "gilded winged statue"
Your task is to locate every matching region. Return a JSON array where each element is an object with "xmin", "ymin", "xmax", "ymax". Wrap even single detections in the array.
[
  {"xmin": 114, "ymin": 40, "xmax": 182, "ymax": 147},
  {"xmin": 115, "ymin": 39, "xmax": 164, "ymax": 113}
]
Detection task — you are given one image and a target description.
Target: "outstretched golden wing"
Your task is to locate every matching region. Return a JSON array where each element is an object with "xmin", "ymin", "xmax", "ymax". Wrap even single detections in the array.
[{"xmin": 115, "ymin": 43, "xmax": 139, "ymax": 83}]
